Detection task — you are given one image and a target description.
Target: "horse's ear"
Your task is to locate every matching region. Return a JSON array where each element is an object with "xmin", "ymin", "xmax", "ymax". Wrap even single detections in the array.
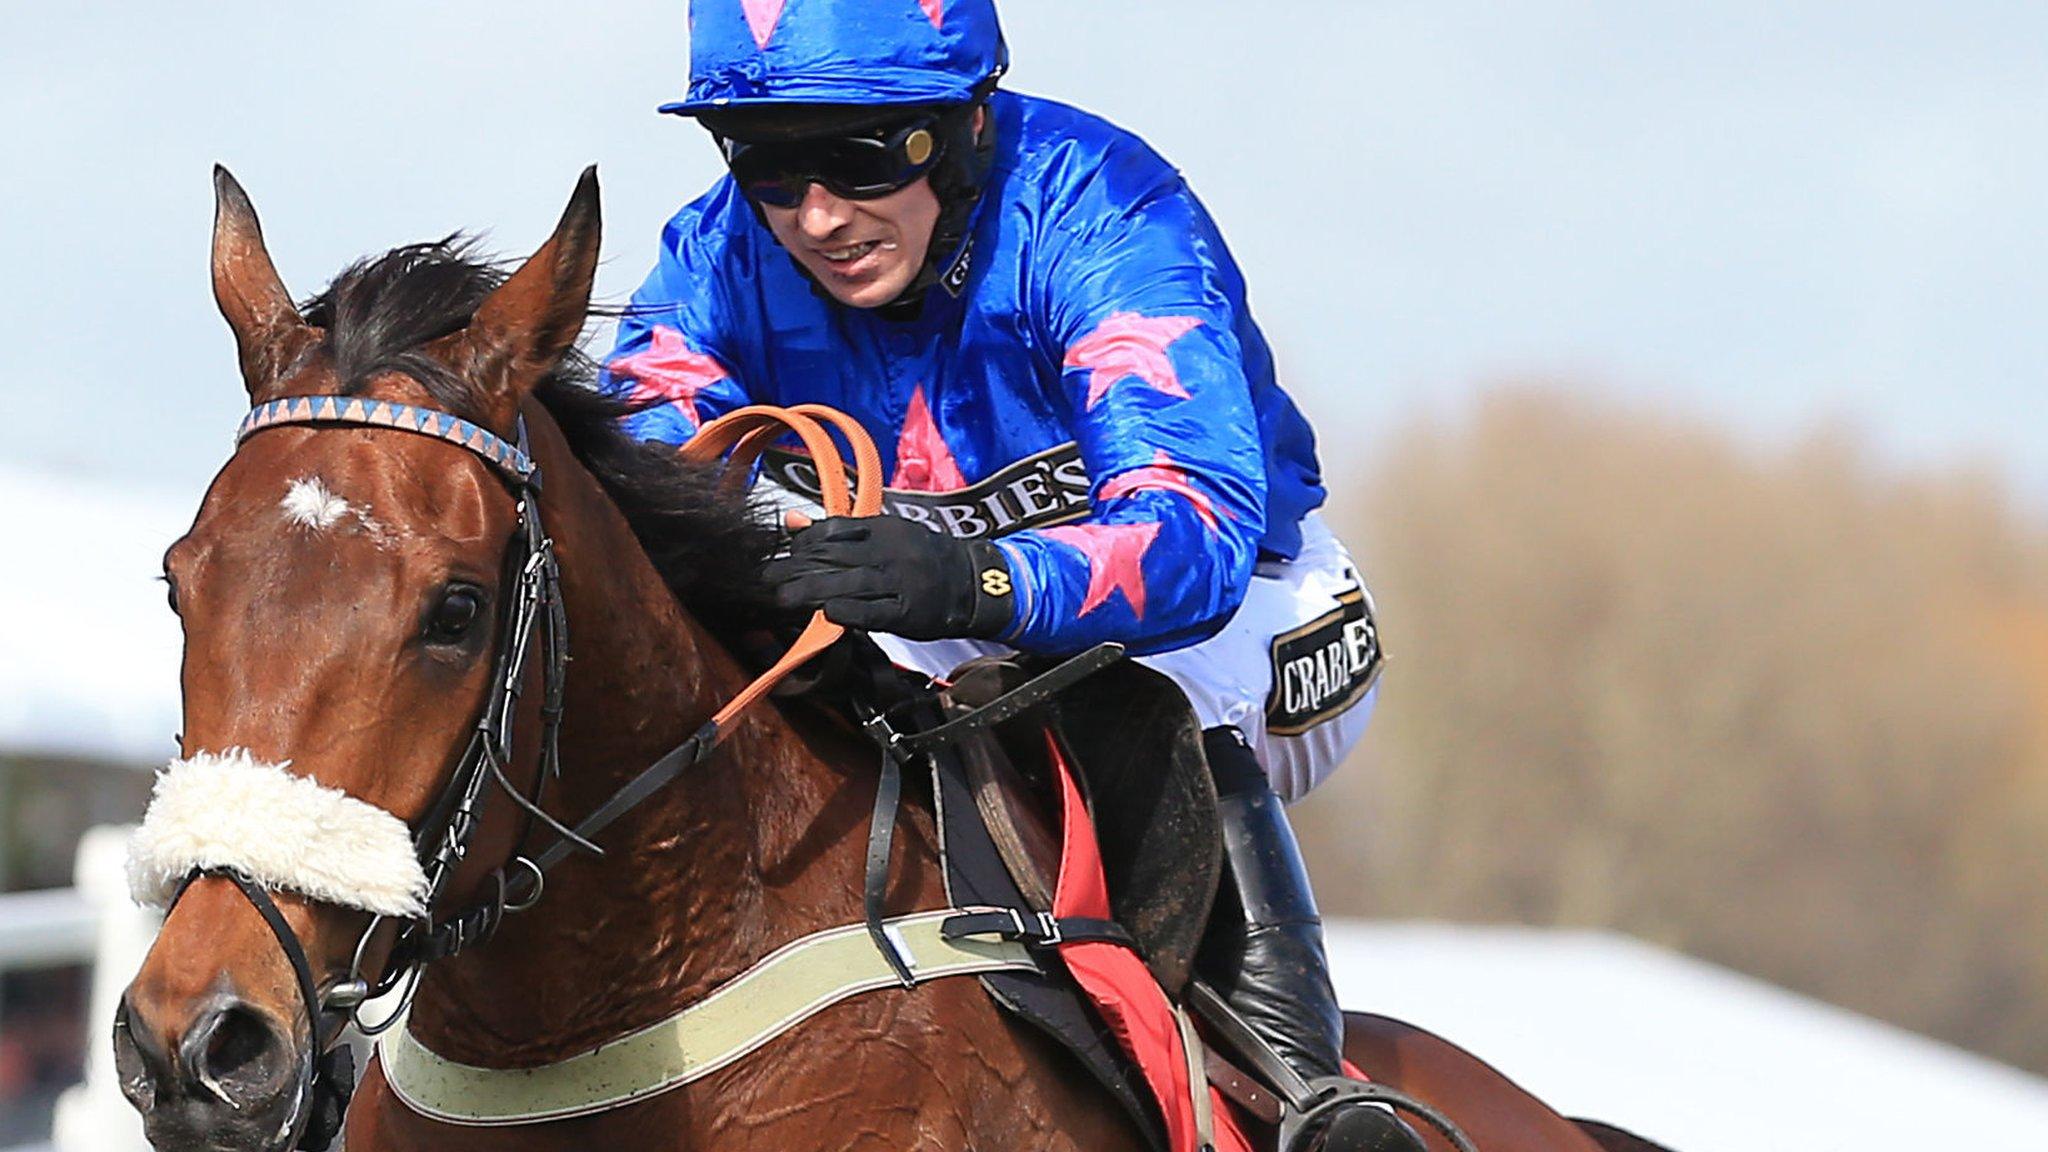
[
  {"xmin": 211, "ymin": 166, "xmax": 313, "ymax": 401},
  {"xmin": 435, "ymin": 167, "xmax": 602, "ymax": 427}
]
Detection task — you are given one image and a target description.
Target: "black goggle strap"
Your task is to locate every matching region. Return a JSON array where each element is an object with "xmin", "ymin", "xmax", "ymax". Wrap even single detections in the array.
[
  {"xmin": 724, "ymin": 117, "xmax": 943, "ymax": 194},
  {"xmin": 720, "ymin": 118, "xmax": 922, "ymax": 162}
]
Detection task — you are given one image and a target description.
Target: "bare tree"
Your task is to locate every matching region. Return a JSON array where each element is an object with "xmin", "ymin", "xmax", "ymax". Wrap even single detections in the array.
[{"xmin": 1297, "ymin": 386, "xmax": 2048, "ymax": 1073}]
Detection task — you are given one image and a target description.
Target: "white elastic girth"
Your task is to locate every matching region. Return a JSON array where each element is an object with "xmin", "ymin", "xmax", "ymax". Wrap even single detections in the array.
[
  {"xmin": 127, "ymin": 749, "xmax": 429, "ymax": 918},
  {"xmin": 378, "ymin": 908, "xmax": 1041, "ymax": 1125}
]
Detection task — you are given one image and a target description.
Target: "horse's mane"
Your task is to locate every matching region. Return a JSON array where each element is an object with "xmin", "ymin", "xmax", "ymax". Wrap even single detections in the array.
[{"xmin": 298, "ymin": 239, "xmax": 783, "ymax": 635}]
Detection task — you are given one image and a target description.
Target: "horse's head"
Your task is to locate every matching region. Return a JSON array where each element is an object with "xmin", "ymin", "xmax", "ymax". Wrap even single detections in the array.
[{"xmin": 115, "ymin": 167, "xmax": 601, "ymax": 1152}]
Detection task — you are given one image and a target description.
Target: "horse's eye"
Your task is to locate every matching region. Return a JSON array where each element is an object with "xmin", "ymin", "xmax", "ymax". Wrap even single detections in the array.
[
  {"xmin": 426, "ymin": 586, "xmax": 485, "ymax": 644},
  {"xmin": 162, "ymin": 576, "xmax": 180, "ymax": 615}
]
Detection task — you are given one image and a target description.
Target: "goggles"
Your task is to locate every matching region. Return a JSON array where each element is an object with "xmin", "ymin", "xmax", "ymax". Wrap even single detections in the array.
[{"xmin": 721, "ymin": 116, "xmax": 945, "ymax": 209}]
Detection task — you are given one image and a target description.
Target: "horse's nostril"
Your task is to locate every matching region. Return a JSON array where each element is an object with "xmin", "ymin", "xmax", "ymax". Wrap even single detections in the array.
[
  {"xmin": 205, "ymin": 1005, "xmax": 274, "ymax": 1080},
  {"xmin": 122, "ymin": 987, "xmax": 309, "ymax": 1146},
  {"xmin": 112, "ymin": 997, "xmax": 161, "ymax": 1110},
  {"xmin": 179, "ymin": 1000, "xmax": 291, "ymax": 1106}
]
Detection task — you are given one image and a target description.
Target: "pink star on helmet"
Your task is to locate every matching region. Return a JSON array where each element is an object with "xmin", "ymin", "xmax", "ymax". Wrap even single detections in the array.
[
  {"xmin": 742, "ymin": 0, "xmax": 786, "ymax": 49},
  {"xmin": 918, "ymin": 0, "xmax": 945, "ymax": 29},
  {"xmin": 1100, "ymin": 450, "xmax": 1234, "ymax": 533},
  {"xmin": 1038, "ymin": 522, "xmax": 1162, "ymax": 620},
  {"xmin": 606, "ymin": 325, "xmax": 730, "ymax": 433},
  {"xmin": 891, "ymin": 384, "xmax": 968, "ymax": 491},
  {"xmin": 1063, "ymin": 312, "xmax": 1204, "ymax": 411}
]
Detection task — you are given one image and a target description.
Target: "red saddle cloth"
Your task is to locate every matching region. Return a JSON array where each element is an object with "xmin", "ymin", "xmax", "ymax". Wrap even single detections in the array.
[{"xmin": 1042, "ymin": 734, "xmax": 1257, "ymax": 1152}]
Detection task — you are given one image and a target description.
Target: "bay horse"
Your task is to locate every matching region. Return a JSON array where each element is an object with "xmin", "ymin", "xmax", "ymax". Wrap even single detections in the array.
[{"xmin": 113, "ymin": 168, "xmax": 1660, "ymax": 1152}]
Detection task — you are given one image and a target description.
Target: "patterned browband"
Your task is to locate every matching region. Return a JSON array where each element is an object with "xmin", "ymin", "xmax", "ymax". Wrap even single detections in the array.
[{"xmin": 237, "ymin": 396, "xmax": 537, "ymax": 485}]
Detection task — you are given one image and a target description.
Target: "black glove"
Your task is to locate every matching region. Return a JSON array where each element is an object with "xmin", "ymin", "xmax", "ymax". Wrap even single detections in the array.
[{"xmin": 764, "ymin": 515, "xmax": 1017, "ymax": 640}]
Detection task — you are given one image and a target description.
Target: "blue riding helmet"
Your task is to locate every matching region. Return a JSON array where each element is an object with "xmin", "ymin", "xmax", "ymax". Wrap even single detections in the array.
[
  {"xmin": 662, "ymin": 0, "xmax": 1009, "ymax": 114},
  {"xmin": 661, "ymin": 0, "xmax": 1009, "ymax": 313}
]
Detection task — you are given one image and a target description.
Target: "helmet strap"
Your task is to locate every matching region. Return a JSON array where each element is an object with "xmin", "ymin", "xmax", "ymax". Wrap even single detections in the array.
[{"xmin": 874, "ymin": 93, "xmax": 998, "ymax": 320}]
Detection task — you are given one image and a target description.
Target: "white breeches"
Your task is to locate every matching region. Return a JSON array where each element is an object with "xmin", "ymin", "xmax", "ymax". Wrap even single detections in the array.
[{"xmin": 872, "ymin": 512, "xmax": 1383, "ymax": 803}]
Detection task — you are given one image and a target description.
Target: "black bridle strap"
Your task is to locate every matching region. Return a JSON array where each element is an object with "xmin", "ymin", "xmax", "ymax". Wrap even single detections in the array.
[
  {"xmin": 507, "ymin": 642, "xmax": 1128, "ymax": 926},
  {"xmin": 519, "ymin": 721, "xmax": 719, "ymax": 881},
  {"xmin": 174, "ymin": 869, "xmax": 352, "ymax": 1152},
  {"xmin": 223, "ymin": 871, "xmax": 324, "ymax": 1046},
  {"xmin": 461, "ymin": 716, "xmax": 719, "ymax": 938}
]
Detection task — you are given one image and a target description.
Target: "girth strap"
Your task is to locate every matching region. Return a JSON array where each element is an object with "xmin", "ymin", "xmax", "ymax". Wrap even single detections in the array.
[
  {"xmin": 940, "ymin": 909, "xmax": 1138, "ymax": 951},
  {"xmin": 862, "ymin": 723, "xmax": 916, "ymax": 985},
  {"xmin": 379, "ymin": 908, "xmax": 1039, "ymax": 1126}
]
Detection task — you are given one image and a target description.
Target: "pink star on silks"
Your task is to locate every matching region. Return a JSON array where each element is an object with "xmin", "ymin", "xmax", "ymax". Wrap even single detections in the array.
[
  {"xmin": 742, "ymin": 0, "xmax": 786, "ymax": 49},
  {"xmin": 1038, "ymin": 522, "xmax": 1162, "ymax": 620},
  {"xmin": 1063, "ymin": 312, "xmax": 1204, "ymax": 411},
  {"xmin": 918, "ymin": 0, "xmax": 945, "ymax": 29},
  {"xmin": 891, "ymin": 384, "xmax": 968, "ymax": 491},
  {"xmin": 1100, "ymin": 450, "xmax": 1234, "ymax": 532},
  {"xmin": 606, "ymin": 325, "xmax": 730, "ymax": 433}
]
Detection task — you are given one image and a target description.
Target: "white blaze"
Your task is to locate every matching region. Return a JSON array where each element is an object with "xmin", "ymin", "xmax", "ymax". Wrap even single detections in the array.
[{"xmin": 281, "ymin": 476, "xmax": 351, "ymax": 531}]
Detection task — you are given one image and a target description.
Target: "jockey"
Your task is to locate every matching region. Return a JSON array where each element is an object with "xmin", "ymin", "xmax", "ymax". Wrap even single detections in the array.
[{"xmin": 606, "ymin": 4, "xmax": 1414, "ymax": 1149}]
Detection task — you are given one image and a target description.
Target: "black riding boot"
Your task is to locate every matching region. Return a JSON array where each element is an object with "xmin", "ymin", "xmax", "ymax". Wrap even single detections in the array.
[{"xmin": 1197, "ymin": 728, "xmax": 1425, "ymax": 1152}]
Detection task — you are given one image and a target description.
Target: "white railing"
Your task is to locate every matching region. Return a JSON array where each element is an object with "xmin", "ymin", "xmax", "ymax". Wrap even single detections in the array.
[
  {"xmin": 0, "ymin": 889, "xmax": 94, "ymax": 971},
  {"xmin": 13, "ymin": 827, "xmax": 400, "ymax": 1152},
  {"xmin": 2, "ymin": 827, "xmax": 158, "ymax": 1152},
  {"xmin": 0, "ymin": 877, "xmax": 100, "ymax": 1152}
]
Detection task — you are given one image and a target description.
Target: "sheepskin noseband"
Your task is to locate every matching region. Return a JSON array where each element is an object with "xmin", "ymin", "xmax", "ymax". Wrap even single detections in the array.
[{"xmin": 128, "ymin": 749, "xmax": 429, "ymax": 919}]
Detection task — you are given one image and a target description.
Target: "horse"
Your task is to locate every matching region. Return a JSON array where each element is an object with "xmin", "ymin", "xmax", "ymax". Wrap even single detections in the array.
[{"xmin": 112, "ymin": 167, "xmax": 1664, "ymax": 1152}]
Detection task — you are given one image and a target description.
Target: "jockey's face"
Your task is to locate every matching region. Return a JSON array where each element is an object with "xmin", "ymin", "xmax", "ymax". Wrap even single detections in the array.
[{"xmin": 760, "ymin": 176, "xmax": 941, "ymax": 309}]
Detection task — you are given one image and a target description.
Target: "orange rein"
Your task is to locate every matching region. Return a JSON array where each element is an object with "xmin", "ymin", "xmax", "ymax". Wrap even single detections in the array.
[{"xmin": 678, "ymin": 404, "xmax": 884, "ymax": 739}]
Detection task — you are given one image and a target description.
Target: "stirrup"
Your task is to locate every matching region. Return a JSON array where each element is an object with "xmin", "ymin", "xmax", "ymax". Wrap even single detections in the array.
[
  {"xmin": 1281, "ymin": 1075, "xmax": 1476, "ymax": 1152},
  {"xmin": 1279, "ymin": 1077, "xmax": 1412, "ymax": 1152}
]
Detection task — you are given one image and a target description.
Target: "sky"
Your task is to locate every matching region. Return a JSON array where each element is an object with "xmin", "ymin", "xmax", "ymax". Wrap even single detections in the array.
[{"xmin": 1, "ymin": 1, "xmax": 2043, "ymax": 511}]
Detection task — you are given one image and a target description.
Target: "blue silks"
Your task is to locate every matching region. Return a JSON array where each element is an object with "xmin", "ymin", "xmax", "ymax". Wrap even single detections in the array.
[{"xmin": 606, "ymin": 91, "xmax": 1327, "ymax": 656}]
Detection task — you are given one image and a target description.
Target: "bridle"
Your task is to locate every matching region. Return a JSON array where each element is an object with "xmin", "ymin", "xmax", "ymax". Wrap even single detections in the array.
[{"xmin": 168, "ymin": 392, "xmax": 882, "ymax": 1151}]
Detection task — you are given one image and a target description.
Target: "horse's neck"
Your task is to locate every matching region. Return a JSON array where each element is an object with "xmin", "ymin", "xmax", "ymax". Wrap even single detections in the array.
[{"xmin": 407, "ymin": 408, "xmax": 876, "ymax": 1064}]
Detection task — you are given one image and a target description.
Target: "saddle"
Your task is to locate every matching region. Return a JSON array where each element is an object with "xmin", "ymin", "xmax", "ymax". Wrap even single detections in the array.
[
  {"xmin": 939, "ymin": 654, "xmax": 1220, "ymax": 994},
  {"xmin": 795, "ymin": 639, "xmax": 1466, "ymax": 1152},
  {"xmin": 805, "ymin": 638, "xmax": 1228, "ymax": 1151},
  {"xmin": 912, "ymin": 671, "xmax": 1476, "ymax": 1152}
]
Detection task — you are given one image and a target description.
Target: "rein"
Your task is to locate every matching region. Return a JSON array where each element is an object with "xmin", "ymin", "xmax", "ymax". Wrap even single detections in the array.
[
  {"xmin": 403, "ymin": 402, "xmax": 886, "ymax": 972},
  {"xmin": 176, "ymin": 395, "xmax": 885, "ymax": 1150}
]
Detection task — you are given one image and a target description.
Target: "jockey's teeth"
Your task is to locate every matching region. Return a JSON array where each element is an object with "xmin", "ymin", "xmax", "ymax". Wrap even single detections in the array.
[{"xmin": 823, "ymin": 241, "xmax": 884, "ymax": 264}]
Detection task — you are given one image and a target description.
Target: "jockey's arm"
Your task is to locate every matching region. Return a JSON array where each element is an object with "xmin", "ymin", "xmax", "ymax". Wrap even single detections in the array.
[
  {"xmin": 598, "ymin": 213, "xmax": 757, "ymax": 440},
  {"xmin": 989, "ymin": 174, "xmax": 1270, "ymax": 656}
]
